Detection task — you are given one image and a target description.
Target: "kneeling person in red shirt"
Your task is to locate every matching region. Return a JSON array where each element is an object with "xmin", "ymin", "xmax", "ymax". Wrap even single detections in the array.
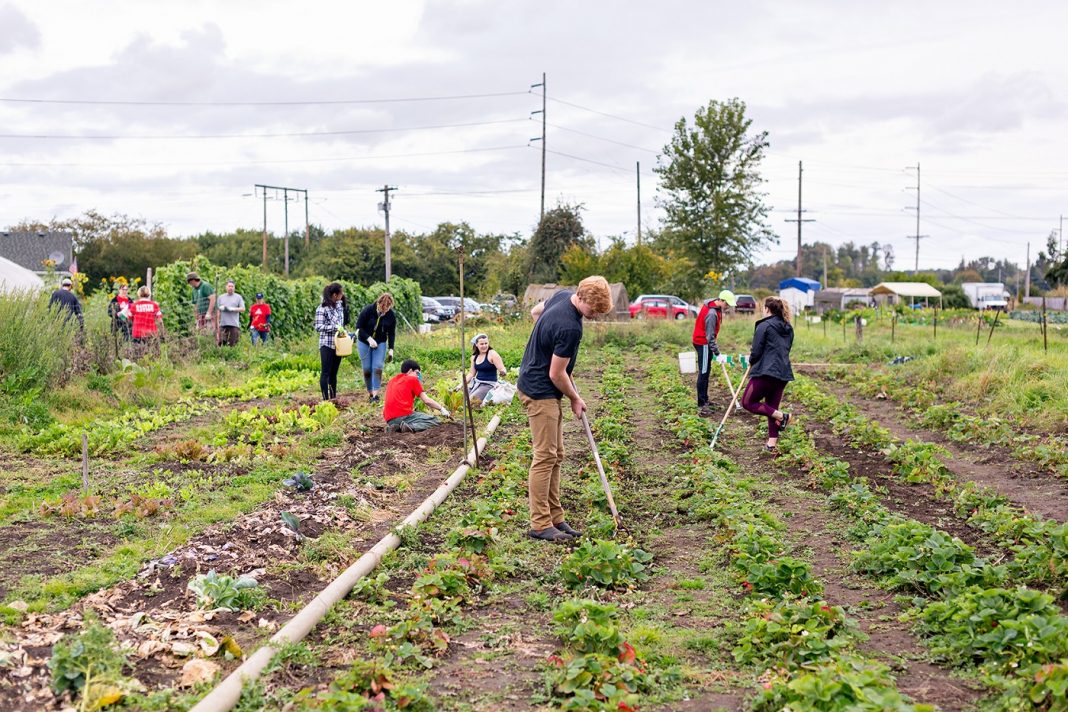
[{"xmin": 383, "ymin": 360, "xmax": 451, "ymax": 432}]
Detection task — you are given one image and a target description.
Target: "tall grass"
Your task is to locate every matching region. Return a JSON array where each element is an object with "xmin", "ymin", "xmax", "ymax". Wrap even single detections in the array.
[{"xmin": 0, "ymin": 291, "xmax": 78, "ymax": 396}]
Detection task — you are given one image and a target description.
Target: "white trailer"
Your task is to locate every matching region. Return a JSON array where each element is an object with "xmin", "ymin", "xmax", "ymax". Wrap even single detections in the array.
[{"xmin": 961, "ymin": 282, "xmax": 1009, "ymax": 310}]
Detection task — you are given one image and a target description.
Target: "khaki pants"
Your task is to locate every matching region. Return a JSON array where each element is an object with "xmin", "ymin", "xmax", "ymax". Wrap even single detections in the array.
[{"xmin": 520, "ymin": 390, "xmax": 565, "ymax": 530}]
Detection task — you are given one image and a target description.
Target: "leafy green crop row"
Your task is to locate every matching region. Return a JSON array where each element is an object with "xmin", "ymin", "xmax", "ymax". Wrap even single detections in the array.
[
  {"xmin": 827, "ymin": 365, "xmax": 1068, "ymax": 477},
  {"xmin": 774, "ymin": 406, "xmax": 1068, "ymax": 708},
  {"xmin": 647, "ymin": 357, "xmax": 930, "ymax": 711},
  {"xmin": 792, "ymin": 376, "xmax": 1067, "ymax": 598}
]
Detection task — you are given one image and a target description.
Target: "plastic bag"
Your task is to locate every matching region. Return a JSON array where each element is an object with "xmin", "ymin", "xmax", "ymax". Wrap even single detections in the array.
[{"xmin": 483, "ymin": 381, "xmax": 517, "ymax": 406}]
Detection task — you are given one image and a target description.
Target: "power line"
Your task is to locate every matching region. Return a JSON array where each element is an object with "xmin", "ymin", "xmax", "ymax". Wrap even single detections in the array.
[
  {"xmin": 538, "ymin": 146, "xmax": 633, "ymax": 173},
  {"xmin": 0, "ymin": 90, "xmax": 528, "ymax": 107},
  {"xmin": 0, "ymin": 144, "xmax": 528, "ymax": 168},
  {"xmin": 0, "ymin": 117, "xmax": 527, "ymax": 140},
  {"xmin": 531, "ymin": 93, "xmax": 665, "ymax": 132},
  {"xmin": 542, "ymin": 120, "xmax": 659, "ymax": 154}
]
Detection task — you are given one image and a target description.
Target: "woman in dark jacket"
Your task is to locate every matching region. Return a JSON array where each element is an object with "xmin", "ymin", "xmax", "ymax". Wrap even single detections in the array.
[
  {"xmin": 355, "ymin": 292, "xmax": 397, "ymax": 402},
  {"xmin": 741, "ymin": 296, "xmax": 794, "ymax": 451}
]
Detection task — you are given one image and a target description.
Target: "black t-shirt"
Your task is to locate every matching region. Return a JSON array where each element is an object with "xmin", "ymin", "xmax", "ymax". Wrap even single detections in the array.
[{"xmin": 517, "ymin": 291, "xmax": 583, "ymax": 399}]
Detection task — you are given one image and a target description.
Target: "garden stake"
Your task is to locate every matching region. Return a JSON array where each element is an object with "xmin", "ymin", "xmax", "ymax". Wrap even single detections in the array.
[
  {"xmin": 710, "ymin": 364, "xmax": 751, "ymax": 452},
  {"xmin": 580, "ymin": 410, "xmax": 621, "ymax": 530},
  {"xmin": 460, "ymin": 368, "xmax": 479, "ymax": 467},
  {"xmin": 986, "ymin": 309, "xmax": 1000, "ymax": 346}
]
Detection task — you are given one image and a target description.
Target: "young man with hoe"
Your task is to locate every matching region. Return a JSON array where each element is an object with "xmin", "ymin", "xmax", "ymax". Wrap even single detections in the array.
[
  {"xmin": 692, "ymin": 289, "xmax": 737, "ymax": 417},
  {"xmin": 518, "ymin": 276, "xmax": 614, "ymax": 543}
]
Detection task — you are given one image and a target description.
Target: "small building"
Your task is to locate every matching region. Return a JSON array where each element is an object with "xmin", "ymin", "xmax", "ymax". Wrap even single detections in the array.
[
  {"xmin": 814, "ymin": 287, "xmax": 872, "ymax": 314},
  {"xmin": 778, "ymin": 277, "xmax": 821, "ymax": 314},
  {"xmin": 0, "ymin": 231, "xmax": 75, "ymax": 276},
  {"xmin": 870, "ymin": 281, "xmax": 943, "ymax": 308},
  {"xmin": 522, "ymin": 282, "xmax": 630, "ymax": 321}
]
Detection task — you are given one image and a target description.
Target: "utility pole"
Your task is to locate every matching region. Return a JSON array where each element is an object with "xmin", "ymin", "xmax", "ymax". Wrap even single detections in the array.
[
  {"xmin": 1060, "ymin": 214, "xmax": 1063, "ymax": 255},
  {"xmin": 305, "ymin": 191, "xmax": 310, "ymax": 248},
  {"xmin": 377, "ymin": 185, "xmax": 397, "ymax": 281},
  {"xmin": 784, "ymin": 160, "xmax": 814, "ymax": 277},
  {"xmin": 283, "ymin": 188, "xmax": 290, "ymax": 277},
  {"xmin": 822, "ymin": 246, "xmax": 828, "ymax": 289},
  {"xmin": 904, "ymin": 164, "xmax": 928, "ymax": 273},
  {"xmin": 1025, "ymin": 241, "xmax": 1031, "ymax": 300},
  {"xmin": 261, "ymin": 188, "xmax": 268, "ymax": 270},
  {"xmin": 636, "ymin": 161, "xmax": 642, "ymax": 246},
  {"xmin": 530, "ymin": 73, "xmax": 546, "ymax": 221},
  {"xmin": 255, "ymin": 184, "xmax": 308, "ymax": 275}
]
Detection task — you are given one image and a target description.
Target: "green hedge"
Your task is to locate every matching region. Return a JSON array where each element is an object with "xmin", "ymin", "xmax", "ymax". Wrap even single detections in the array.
[{"xmin": 152, "ymin": 257, "xmax": 421, "ymax": 339}]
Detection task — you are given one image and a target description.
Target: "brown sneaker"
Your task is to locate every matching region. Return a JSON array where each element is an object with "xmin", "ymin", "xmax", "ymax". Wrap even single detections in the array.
[
  {"xmin": 698, "ymin": 405, "xmax": 717, "ymax": 418},
  {"xmin": 528, "ymin": 526, "xmax": 572, "ymax": 543}
]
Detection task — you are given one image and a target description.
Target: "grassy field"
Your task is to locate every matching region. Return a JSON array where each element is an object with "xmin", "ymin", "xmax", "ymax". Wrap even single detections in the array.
[{"xmin": 0, "ymin": 313, "xmax": 1065, "ymax": 710}]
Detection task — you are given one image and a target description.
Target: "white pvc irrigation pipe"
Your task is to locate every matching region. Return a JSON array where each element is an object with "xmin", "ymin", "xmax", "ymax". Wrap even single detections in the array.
[{"xmin": 190, "ymin": 414, "xmax": 502, "ymax": 712}]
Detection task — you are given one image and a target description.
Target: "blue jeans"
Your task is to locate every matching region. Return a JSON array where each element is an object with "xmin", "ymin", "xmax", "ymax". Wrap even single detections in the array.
[
  {"xmin": 250, "ymin": 329, "xmax": 269, "ymax": 345},
  {"xmin": 357, "ymin": 340, "xmax": 388, "ymax": 392}
]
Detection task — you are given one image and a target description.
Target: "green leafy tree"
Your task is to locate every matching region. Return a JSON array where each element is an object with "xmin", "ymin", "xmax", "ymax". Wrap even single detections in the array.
[
  {"xmin": 528, "ymin": 203, "xmax": 590, "ymax": 283},
  {"xmin": 655, "ymin": 99, "xmax": 776, "ymax": 280}
]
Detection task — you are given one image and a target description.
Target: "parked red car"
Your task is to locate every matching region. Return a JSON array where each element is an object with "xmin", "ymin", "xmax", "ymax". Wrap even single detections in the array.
[{"xmin": 628, "ymin": 294, "xmax": 697, "ymax": 320}]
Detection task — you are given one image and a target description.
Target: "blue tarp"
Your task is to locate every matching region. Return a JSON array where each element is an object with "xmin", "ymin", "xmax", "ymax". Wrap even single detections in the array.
[{"xmin": 778, "ymin": 277, "xmax": 821, "ymax": 292}]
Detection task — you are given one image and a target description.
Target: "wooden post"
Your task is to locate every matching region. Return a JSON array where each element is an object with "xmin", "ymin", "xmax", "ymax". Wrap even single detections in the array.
[
  {"xmin": 986, "ymin": 309, "xmax": 1000, "ymax": 345},
  {"xmin": 81, "ymin": 434, "xmax": 89, "ymax": 492},
  {"xmin": 975, "ymin": 312, "xmax": 982, "ymax": 346},
  {"xmin": 146, "ymin": 267, "xmax": 153, "ymax": 293},
  {"xmin": 854, "ymin": 315, "xmax": 863, "ymax": 342},
  {"xmin": 1042, "ymin": 296, "xmax": 1048, "ymax": 353},
  {"xmin": 822, "ymin": 316, "xmax": 827, "ymax": 338},
  {"xmin": 842, "ymin": 319, "xmax": 846, "ymax": 342},
  {"xmin": 891, "ymin": 312, "xmax": 896, "ymax": 343},
  {"xmin": 933, "ymin": 308, "xmax": 937, "ymax": 339},
  {"xmin": 457, "ymin": 248, "xmax": 479, "ymax": 466}
]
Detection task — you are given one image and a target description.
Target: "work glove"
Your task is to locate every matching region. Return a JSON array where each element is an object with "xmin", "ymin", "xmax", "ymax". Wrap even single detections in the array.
[
  {"xmin": 715, "ymin": 354, "xmax": 728, "ymax": 364},
  {"xmin": 439, "ymin": 407, "xmax": 450, "ymax": 417},
  {"xmin": 387, "ymin": 349, "xmax": 394, "ymax": 363},
  {"xmin": 367, "ymin": 337, "xmax": 378, "ymax": 349}
]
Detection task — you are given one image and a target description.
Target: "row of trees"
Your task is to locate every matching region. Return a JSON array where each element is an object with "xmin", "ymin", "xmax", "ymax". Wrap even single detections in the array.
[{"xmin": 12, "ymin": 98, "xmax": 1068, "ymax": 301}]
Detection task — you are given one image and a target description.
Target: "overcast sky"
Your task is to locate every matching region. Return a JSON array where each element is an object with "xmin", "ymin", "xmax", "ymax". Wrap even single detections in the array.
[{"xmin": 1, "ymin": 0, "xmax": 1066, "ymax": 273}]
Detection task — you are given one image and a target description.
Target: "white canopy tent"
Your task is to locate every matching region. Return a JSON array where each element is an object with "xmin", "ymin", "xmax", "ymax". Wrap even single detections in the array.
[
  {"xmin": 870, "ymin": 281, "xmax": 943, "ymax": 308},
  {"xmin": 0, "ymin": 256, "xmax": 45, "ymax": 293}
]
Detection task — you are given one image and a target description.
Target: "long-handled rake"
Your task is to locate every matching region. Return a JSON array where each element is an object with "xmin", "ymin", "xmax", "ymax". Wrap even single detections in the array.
[
  {"xmin": 710, "ymin": 364, "xmax": 751, "ymax": 451},
  {"xmin": 580, "ymin": 411, "xmax": 621, "ymax": 530},
  {"xmin": 571, "ymin": 377, "xmax": 621, "ymax": 530}
]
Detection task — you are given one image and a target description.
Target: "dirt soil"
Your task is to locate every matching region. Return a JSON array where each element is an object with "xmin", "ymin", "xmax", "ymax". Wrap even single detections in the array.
[
  {"xmin": 0, "ymin": 415, "xmax": 491, "ymax": 710},
  {"xmin": 807, "ymin": 371, "xmax": 1068, "ymax": 523}
]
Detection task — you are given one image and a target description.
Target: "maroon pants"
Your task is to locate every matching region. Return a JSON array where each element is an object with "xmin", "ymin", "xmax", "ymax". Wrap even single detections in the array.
[{"xmin": 741, "ymin": 375, "xmax": 787, "ymax": 438}]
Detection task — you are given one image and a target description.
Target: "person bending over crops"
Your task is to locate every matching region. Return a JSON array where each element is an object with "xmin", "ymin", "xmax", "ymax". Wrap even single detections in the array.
[
  {"xmin": 518, "ymin": 276, "xmax": 614, "ymax": 543},
  {"xmin": 356, "ymin": 292, "xmax": 396, "ymax": 403},
  {"xmin": 383, "ymin": 360, "xmax": 451, "ymax": 432},
  {"xmin": 741, "ymin": 296, "xmax": 794, "ymax": 452},
  {"xmin": 692, "ymin": 289, "xmax": 737, "ymax": 418},
  {"xmin": 466, "ymin": 333, "xmax": 507, "ymax": 405},
  {"xmin": 315, "ymin": 282, "xmax": 346, "ymax": 401}
]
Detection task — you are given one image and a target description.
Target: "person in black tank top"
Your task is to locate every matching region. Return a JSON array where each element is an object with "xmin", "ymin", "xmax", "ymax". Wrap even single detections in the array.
[{"xmin": 467, "ymin": 333, "xmax": 507, "ymax": 404}]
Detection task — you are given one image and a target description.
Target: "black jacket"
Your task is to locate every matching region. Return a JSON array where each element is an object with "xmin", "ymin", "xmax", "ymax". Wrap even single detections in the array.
[
  {"xmin": 49, "ymin": 288, "xmax": 84, "ymax": 328},
  {"xmin": 749, "ymin": 315, "xmax": 794, "ymax": 382},
  {"xmin": 355, "ymin": 303, "xmax": 396, "ymax": 348}
]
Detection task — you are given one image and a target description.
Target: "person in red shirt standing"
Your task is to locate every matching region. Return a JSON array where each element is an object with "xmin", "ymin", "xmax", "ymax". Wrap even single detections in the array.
[
  {"xmin": 249, "ymin": 293, "xmax": 271, "ymax": 345},
  {"xmin": 692, "ymin": 289, "xmax": 737, "ymax": 417},
  {"xmin": 383, "ymin": 360, "xmax": 451, "ymax": 432},
  {"xmin": 130, "ymin": 286, "xmax": 164, "ymax": 354}
]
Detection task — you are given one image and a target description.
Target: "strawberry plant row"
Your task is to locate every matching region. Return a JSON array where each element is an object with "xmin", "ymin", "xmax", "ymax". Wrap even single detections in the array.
[
  {"xmin": 647, "ymin": 358, "xmax": 930, "ymax": 711},
  {"xmin": 827, "ymin": 365, "xmax": 1068, "ymax": 478},
  {"xmin": 791, "ymin": 376, "xmax": 1067, "ymax": 597},
  {"xmin": 774, "ymin": 413, "xmax": 1068, "ymax": 709}
]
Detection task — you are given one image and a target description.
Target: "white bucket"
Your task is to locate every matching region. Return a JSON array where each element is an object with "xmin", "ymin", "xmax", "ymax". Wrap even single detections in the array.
[
  {"xmin": 418, "ymin": 323, "xmax": 432, "ymax": 334},
  {"xmin": 678, "ymin": 351, "xmax": 696, "ymax": 374}
]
